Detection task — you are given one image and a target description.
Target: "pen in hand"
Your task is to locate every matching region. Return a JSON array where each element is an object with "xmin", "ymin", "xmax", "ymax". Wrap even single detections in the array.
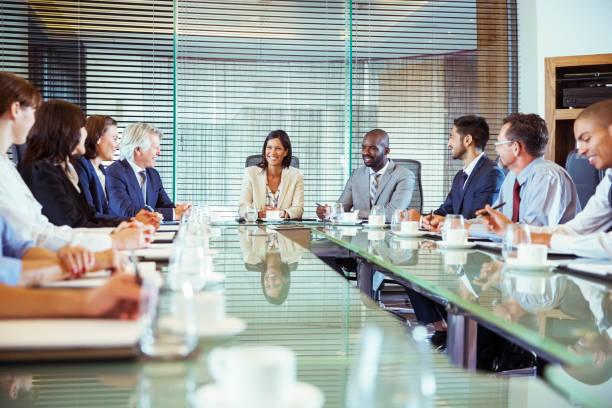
[{"xmin": 477, "ymin": 202, "xmax": 506, "ymax": 217}]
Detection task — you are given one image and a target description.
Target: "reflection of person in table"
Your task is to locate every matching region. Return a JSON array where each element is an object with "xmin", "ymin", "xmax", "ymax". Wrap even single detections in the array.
[
  {"xmin": 238, "ymin": 226, "xmax": 304, "ymax": 305},
  {"xmin": 0, "ymin": 372, "xmax": 35, "ymax": 405}
]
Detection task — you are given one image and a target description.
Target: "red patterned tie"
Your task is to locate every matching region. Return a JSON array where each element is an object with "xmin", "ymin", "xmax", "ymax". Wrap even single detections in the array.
[{"xmin": 512, "ymin": 179, "xmax": 521, "ymax": 222}]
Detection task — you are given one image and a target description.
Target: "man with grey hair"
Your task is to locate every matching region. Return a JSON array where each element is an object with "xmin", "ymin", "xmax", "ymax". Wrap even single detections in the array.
[{"xmin": 107, "ymin": 122, "xmax": 191, "ymax": 220}]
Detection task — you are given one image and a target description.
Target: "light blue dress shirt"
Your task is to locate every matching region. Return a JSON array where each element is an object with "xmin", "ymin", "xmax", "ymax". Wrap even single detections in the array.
[
  {"xmin": 494, "ymin": 157, "xmax": 581, "ymax": 226},
  {"xmin": 0, "ymin": 214, "xmax": 35, "ymax": 286}
]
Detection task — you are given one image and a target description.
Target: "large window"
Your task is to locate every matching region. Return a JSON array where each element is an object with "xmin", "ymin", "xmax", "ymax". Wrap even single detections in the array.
[{"xmin": 1, "ymin": 0, "xmax": 518, "ymax": 214}]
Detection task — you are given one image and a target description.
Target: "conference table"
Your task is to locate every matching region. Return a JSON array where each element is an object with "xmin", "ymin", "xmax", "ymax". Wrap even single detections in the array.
[{"xmin": 0, "ymin": 222, "xmax": 608, "ymax": 407}]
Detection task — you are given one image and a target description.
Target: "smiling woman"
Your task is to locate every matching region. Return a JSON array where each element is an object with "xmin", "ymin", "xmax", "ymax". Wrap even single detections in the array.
[{"xmin": 238, "ymin": 130, "xmax": 304, "ymax": 219}]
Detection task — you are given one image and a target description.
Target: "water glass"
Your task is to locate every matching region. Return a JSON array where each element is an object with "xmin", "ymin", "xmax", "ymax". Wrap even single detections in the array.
[
  {"xmin": 330, "ymin": 202, "xmax": 343, "ymax": 223},
  {"xmin": 441, "ymin": 214, "xmax": 466, "ymax": 243},
  {"xmin": 502, "ymin": 223, "xmax": 531, "ymax": 260},
  {"xmin": 168, "ymin": 241, "xmax": 210, "ymax": 291},
  {"xmin": 390, "ymin": 209, "xmax": 406, "ymax": 231},
  {"xmin": 140, "ymin": 282, "xmax": 198, "ymax": 359},
  {"xmin": 245, "ymin": 203, "xmax": 258, "ymax": 223}
]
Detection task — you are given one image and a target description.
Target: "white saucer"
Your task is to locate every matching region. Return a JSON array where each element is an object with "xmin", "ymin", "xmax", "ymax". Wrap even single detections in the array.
[
  {"xmin": 197, "ymin": 316, "xmax": 246, "ymax": 338},
  {"xmin": 362, "ymin": 223, "xmax": 389, "ymax": 229},
  {"xmin": 391, "ymin": 230, "xmax": 427, "ymax": 238},
  {"xmin": 206, "ymin": 272, "xmax": 225, "ymax": 285},
  {"xmin": 261, "ymin": 218, "xmax": 284, "ymax": 222},
  {"xmin": 504, "ymin": 258, "xmax": 558, "ymax": 271},
  {"xmin": 437, "ymin": 241, "xmax": 476, "ymax": 249},
  {"xmin": 196, "ymin": 381, "xmax": 324, "ymax": 408}
]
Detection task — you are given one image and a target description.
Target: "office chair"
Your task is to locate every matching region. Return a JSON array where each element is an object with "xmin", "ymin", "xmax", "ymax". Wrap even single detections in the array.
[
  {"xmin": 245, "ymin": 154, "xmax": 300, "ymax": 169},
  {"xmin": 392, "ymin": 158, "xmax": 423, "ymax": 213},
  {"xmin": 565, "ymin": 149, "xmax": 605, "ymax": 208}
]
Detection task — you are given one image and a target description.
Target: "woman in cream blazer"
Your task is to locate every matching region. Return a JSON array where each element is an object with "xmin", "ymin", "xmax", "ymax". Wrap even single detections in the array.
[{"xmin": 239, "ymin": 130, "xmax": 304, "ymax": 219}]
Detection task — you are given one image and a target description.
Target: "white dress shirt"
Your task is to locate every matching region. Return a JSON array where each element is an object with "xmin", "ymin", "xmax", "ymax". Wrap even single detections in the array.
[
  {"xmin": 531, "ymin": 169, "xmax": 612, "ymax": 258},
  {"xmin": 0, "ymin": 156, "xmax": 112, "ymax": 251}
]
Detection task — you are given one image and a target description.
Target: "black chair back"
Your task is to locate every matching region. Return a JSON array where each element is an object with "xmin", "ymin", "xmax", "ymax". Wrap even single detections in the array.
[
  {"xmin": 245, "ymin": 154, "xmax": 299, "ymax": 169},
  {"xmin": 392, "ymin": 158, "xmax": 423, "ymax": 213},
  {"xmin": 565, "ymin": 149, "xmax": 605, "ymax": 208}
]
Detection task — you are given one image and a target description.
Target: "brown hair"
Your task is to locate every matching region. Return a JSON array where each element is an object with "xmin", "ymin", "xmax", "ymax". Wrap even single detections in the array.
[
  {"xmin": 502, "ymin": 113, "xmax": 549, "ymax": 157},
  {"xmin": 0, "ymin": 71, "xmax": 42, "ymax": 114},
  {"xmin": 84, "ymin": 115, "xmax": 117, "ymax": 159},
  {"xmin": 24, "ymin": 100, "xmax": 85, "ymax": 165}
]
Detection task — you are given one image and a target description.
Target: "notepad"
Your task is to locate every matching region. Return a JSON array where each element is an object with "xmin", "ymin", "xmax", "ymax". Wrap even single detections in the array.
[
  {"xmin": 561, "ymin": 263, "xmax": 612, "ymax": 278},
  {"xmin": 157, "ymin": 224, "xmax": 180, "ymax": 232},
  {"xmin": 136, "ymin": 247, "xmax": 173, "ymax": 260},
  {"xmin": 40, "ymin": 262, "xmax": 157, "ymax": 288},
  {"xmin": 0, "ymin": 319, "xmax": 144, "ymax": 350},
  {"xmin": 154, "ymin": 231, "xmax": 177, "ymax": 241}
]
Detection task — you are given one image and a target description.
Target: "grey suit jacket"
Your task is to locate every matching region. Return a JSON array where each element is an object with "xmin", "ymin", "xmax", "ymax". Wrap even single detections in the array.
[{"xmin": 338, "ymin": 159, "xmax": 415, "ymax": 222}]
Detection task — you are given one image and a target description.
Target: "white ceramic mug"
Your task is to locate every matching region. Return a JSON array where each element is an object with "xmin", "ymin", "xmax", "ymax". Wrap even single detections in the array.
[
  {"xmin": 208, "ymin": 346, "xmax": 296, "ymax": 408},
  {"xmin": 516, "ymin": 243, "xmax": 548, "ymax": 265},
  {"xmin": 368, "ymin": 214, "xmax": 385, "ymax": 226},
  {"xmin": 400, "ymin": 221, "xmax": 419, "ymax": 234},
  {"xmin": 342, "ymin": 211, "xmax": 358, "ymax": 223},
  {"xmin": 194, "ymin": 291, "xmax": 225, "ymax": 327},
  {"xmin": 445, "ymin": 229, "xmax": 468, "ymax": 245},
  {"xmin": 266, "ymin": 210, "xmax": 282, "ymax": 220}
]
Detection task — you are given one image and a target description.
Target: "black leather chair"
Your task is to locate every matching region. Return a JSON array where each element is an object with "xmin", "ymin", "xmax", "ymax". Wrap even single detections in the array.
[
  {"xmin": 245, "ymin": 154, "xmax": 299, "ymax": 168},
  {"xmin": 565, "ymin": 149, "xmax": 605, "ymax": 208},
  {"xmin": 393, "ymin": 158, "xmax": 423, "ymax": 213}
]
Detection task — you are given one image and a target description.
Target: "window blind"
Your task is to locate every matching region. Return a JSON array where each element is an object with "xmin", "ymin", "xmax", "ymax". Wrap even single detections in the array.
[{"xmin": 0, "ymin": 0, "xmax": 518, "ymax": 214}]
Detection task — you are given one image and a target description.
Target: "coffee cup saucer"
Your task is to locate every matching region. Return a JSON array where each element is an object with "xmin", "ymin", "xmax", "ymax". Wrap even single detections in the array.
[
  {"xmin": 196, "ymin": 381, "xmax": 324, "ymax": 408},
  {"xmin": 504, "ymin": 257, "xmax": 558, "ymax": 271},
  {"xmin": 437, "ymin": 241, "xmax": 475, "ymax": 249},
  {"xmin": 363, "ymin": 223, "xmax": 388, "ymax": 229},
  {"xmin": 260, "ymin": 217, "xmax": 284, "ymax": 222},
  {"xmin": 197, "ymin": 316, "xmax": 246, "ymax": 339},
  {"xmin": 391, "ymin": 230, "xmax": 427, "ymax": 238}
]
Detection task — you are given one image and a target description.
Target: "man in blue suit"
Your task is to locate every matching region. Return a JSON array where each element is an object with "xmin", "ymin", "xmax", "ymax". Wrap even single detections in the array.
[
  {"xmin": 106, "ymin": 123, "xmax": 191, "ymax": 221},
  {"xmin": 409, "ymin": 115, "xmax": 504, "ymax": 226}
]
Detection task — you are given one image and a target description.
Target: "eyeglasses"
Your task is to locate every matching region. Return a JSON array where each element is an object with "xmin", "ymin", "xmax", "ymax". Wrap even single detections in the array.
[{"xmin": 494, "ymin": 139, "xmax": 515, "ymax": 147}]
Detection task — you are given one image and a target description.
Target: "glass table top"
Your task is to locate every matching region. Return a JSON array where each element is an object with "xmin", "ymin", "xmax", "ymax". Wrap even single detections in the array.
[
  {"xmin": 0, "ymin": 226, "xmax": 578, "ymax": 407},
  {"xmin": 312, "ymin": 225, "xmax": 612, "ymax": 370}
]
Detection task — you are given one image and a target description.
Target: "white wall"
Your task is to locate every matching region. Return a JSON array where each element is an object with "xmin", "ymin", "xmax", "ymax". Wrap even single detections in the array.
[{"xmin": 518, "ymin": 0, "xmax": 612, "ymax": 115}]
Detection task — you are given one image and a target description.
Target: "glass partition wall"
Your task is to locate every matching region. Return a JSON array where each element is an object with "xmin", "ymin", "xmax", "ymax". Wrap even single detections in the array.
[{"xmin": 1, "ymin": 0, "xmax": 517, "ymax": 213}]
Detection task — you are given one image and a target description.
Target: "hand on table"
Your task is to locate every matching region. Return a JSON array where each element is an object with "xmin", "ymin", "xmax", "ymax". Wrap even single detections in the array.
[
  {"xmin": 174, "ymin": 202, "xmax": 192, "ymax": 220},
  {"xmin": 476, "ymin": 205, "xmax": 513, "ymax": 237},
  {"xmin": 57, "ymin": 245, "xmax": 95, "ymax": 279},
  {"xmin": 423, "ymin": 214, "xmax": 445, "ymax": 232},
  {"xmin": 83, "ymin": 273, "xmax": 141, "ymax": 319},
  {"xmin": 133, "ymin": 209, "xmax": 162, "ymax": 229}
]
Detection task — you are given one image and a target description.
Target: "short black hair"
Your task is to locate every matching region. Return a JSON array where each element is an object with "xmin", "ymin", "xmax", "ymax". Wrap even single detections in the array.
[
  {"xmin": 502, "ymin": 113, "xmax": 548, "ymax": 157},
  {"xmin": 453, "ymin": 115, "xmax": 489, "ymax": 151}
]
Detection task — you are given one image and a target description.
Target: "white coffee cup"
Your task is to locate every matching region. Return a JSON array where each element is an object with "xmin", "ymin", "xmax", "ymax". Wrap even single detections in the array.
[
  {"xmin": 445, "ymin": 229, "xmax": 468, "ymax": 245},
  {"xmin": 342, "ymin": 211, "xmax": 358, "ymax": 223},
  {"xmin": 208, "ymin": 346, "xmax": 296, "ymax": 408},
  {"xmin": 266, "ymin": 210, "xmax": 282, "ymax": 220},
  {"xmin": 194, "ymin": 291, "xmax": 225, "ymax": 327},
  {"xmin": 400, "ymin": 221, "xmax": 419, "ymax": 234},
  {"xmin": 515, "ymin": 276, "xmax": 546, "ymax": 294},
  {"xmin": 368, "ymin": 214, "xmax": 385, "ymax": 226},
  {"xmin": 444, "ymin": 250, "xmax": 468, "ymax": 265},
  {"xmin": 516, "ymin": 243, "xmax": 548, "ymax": 265}
]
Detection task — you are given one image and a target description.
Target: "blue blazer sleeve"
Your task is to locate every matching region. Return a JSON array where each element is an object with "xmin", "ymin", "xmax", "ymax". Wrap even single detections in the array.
[
  {"xmin": 466, "ymin": 165, "xmax": 504, "ymax": 218},
  {"xmin": 146, "ymin": 168, "xmax": 175, "ymax": 221}
]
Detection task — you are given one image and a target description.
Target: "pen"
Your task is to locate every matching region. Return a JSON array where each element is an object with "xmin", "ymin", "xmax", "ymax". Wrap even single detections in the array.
[
  {"xmin": 145, "ymin": 204, "xmax": 155, "ymax": 212},
  {"xmin": 129, "ymin": 250, "xmax": 143, "ymax": 286},
  {"xmin": 479, "ymin": 201, "xmax": 506, "ymax": 216}
]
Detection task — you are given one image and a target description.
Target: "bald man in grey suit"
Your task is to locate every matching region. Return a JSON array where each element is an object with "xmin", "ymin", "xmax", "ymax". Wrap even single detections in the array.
[{"xmin": 317, "ymin": 129, "xmax": 415, "ymax": 222}]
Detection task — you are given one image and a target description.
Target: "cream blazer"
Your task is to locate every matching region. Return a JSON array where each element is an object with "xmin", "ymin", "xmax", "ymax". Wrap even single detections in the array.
[{"xmin": 239, "ymin": 165, "xmax": 304, "ymax": 219}]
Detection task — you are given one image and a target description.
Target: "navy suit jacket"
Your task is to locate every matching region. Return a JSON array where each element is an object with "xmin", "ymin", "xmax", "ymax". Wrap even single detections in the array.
[
  {"xmin": 434, "ymin": 154, "xmax": 504, "ymax": 219},
  {"xmin": 20, "ymin": 160, "xmax": 121, "ymax": 228},
  {"xmin": 106, "ymin": 159, "xmax": 175, "ymax": 220},
  {"xmin": 74, "ymin": 156, "xmax": 129, "ymax": 221}
]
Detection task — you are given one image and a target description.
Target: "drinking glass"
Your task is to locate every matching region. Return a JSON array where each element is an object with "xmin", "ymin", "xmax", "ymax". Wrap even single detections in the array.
[
  {"xmin": 330, "ymin": 203, "xmax": 343, "ymax": 223},
  {"xmin": 168, "ymin": 240, "xmax": 209, "ymax": 291},
  {"xmin": 441, "ymin": 214, "xmax": 466, "ymax": 243},
  {"xmin": 245, "ymin": 203, "xmax": 258, "ymax": 223},
  {"xmin": 390, "ymin": 209, "xmax": 406, "ymax": 232},
  {"xmin": 502, "ymin": 223, "xmax": 531, "ymax": 260},
  {"xmin": 140, "ymin": 281, "xmax": 198, "ymax": 359}
]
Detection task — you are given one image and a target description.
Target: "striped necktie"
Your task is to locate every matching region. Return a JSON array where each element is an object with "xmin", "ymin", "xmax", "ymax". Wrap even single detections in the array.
[{"xmin": 370, "ymin": 172, "xmax": 381, "ymax": 206}]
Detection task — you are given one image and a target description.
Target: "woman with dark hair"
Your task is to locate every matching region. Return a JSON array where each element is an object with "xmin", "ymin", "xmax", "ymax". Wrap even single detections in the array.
[
  {"xmin": 73, "ymin": 115, "xmax": 131, "ymax": 221},
  {"xmin": 238, "ymin": 129, "xmax": 304, "ymax": 219},
  {"xmin": 20, "ymin": 100, "xmax": 125, "ymax": 228}
]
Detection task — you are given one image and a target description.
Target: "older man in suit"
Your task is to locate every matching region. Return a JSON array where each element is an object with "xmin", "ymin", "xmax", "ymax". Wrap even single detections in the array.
[
  {"xmin": 106, "ymin": 123, "xmax": 191, "ymax": 221},
  {"xmin": 316, "ymin": 129, "xmax": 415, "ymax": 222}
]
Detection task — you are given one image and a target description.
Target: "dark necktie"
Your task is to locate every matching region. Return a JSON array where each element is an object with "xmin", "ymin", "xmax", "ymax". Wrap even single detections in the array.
[
  {"xmin": 139, "ymin": 170, "xmax": 147, "ymax": 204},
  {"xmin": 459, "ymin": 171, "xmax": 468, "ymax": 196},
  {"xmin": 512, "ymin": 179, "xmax": 521, "ymax": 222},
  {"xmin": 607, "ymin": 183, "xmax": 612, "ymax": 232}
]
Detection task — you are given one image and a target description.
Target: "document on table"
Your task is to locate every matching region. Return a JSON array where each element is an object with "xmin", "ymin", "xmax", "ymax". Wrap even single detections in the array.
[
  {"xmin": 40, "ymin": 262, "xmax": 157, "ymax": 288},
  {"xmin": 558, "ymin": 262, "xmax": 612, "ymax": 280},
  {"xmin": 475, "ymin": 241, "xmax": 575, "ymax": 256},
  {"xmin": 153, "ymin": 231, "xmax": 176, "ymax": 242},
  {"xmin": 136, "ymin": 244, "xmax": 173, "ymax": 260},
  {"xmin": 157, "ymin": 224, "xmax": 180, "ymax": 232},
  {"xmin": 0, "ymin": 319, "xmax": 144, "ymax": 350}
]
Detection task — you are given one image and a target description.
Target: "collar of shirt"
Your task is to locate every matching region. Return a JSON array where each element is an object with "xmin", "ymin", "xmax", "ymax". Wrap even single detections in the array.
[
  {"xmin": 369, "ymin": 159, "xmax": 390, "ymax": 177},
  {"xmin": 463, "ymin": 152, "xmax": 484, "ymax": 178},
  {"xmin": 515, "ymin": 156, "xmax": 545, "ymax": 186},
  {"xmin": 59, "ymin": 161, "xmax": 81, "ymax": 193},
  {"xmin": 127, "ymin": 159, "xmax": 146, "ymax": 185}
]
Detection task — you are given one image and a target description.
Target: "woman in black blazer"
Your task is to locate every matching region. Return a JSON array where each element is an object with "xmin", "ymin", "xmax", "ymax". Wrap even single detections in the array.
[{"xmin": 20, "ymin": 100, "xmax": 124, "ymax": 228}]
